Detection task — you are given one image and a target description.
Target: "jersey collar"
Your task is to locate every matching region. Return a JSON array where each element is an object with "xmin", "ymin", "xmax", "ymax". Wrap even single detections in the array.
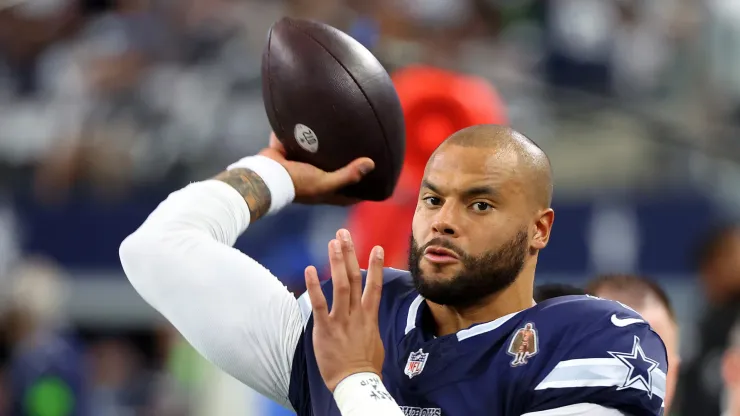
[{"xmin": 404, "ymin": 294, "xmax": 524, "ymax": 342}]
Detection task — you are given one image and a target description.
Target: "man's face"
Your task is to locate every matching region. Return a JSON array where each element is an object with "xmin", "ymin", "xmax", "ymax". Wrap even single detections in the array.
[
  {"xmin": 702, "ymin": 231, "xmax": 740, "ymax": 304},
  {"xmin": 408, "ymin": 144, "xmax": 539, "ymax": 308}
]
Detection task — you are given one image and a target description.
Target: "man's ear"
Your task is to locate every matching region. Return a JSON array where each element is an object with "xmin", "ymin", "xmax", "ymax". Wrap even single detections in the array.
[{"xmin": 531, "ymin": 208, "xmax": 554, "ymax": 250}]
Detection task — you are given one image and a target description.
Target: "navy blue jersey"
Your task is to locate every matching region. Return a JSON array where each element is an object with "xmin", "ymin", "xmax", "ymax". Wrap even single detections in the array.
[{"xmin": 288, "ymin": 268, "xmax": 668, "ymax": 416}]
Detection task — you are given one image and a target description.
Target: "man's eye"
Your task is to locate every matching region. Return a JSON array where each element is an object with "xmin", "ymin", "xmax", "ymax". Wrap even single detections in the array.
[
  {"xmin": 472, "ymin": 202, "xmax": 492, "ymax": 212},
  {"xmin": 423, "ymin": 196, "xmax": 441, "ymax": 206}
]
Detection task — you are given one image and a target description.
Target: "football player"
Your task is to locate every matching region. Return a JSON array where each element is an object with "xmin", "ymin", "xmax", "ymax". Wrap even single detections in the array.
[{"xmin": 120, "ymin": 125, "xmax": 668, "ymax": 415}]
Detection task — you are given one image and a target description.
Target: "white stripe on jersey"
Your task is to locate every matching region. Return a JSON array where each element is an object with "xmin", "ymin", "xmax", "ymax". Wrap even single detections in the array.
[
  {"xmin": 521, "ymin": 403, "xmax": 626, "ymax": 415},
  {"xmin": 405, "ymin": 295, "xmax": 425, "ymax": 335},
  {"xmin": 405, "ymin": 294, "xmax": 523, "ymax": 340},
  {"xmin": 535, "ymin": 357, "xmax": 667, "ymax": 400}
]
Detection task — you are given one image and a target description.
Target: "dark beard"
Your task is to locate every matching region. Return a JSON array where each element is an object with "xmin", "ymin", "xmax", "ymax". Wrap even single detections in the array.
[{"xmin": 408, "ymin": 230, "xmax": 528, "ymax": 309}]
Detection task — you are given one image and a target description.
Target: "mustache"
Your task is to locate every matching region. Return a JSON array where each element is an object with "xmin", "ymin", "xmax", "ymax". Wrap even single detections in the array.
[{"xmin": 419, "ymin": 237, "xmax": 465, "ymax": 258}]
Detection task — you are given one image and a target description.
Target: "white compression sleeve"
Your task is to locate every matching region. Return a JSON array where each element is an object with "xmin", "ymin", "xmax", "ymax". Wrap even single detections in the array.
[
  {"xmin": 333, "ymin": 373, "xmax": 405, "ymax": 416},
  {"xmin": 119, "ymin": 156, "xmax": 302, "ymax": 410}
]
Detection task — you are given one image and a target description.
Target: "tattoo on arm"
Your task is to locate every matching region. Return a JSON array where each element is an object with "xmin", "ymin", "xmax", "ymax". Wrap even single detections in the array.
[{"xmin": 213, "ymin": 168, "xmax": 272, "ymax": 223}]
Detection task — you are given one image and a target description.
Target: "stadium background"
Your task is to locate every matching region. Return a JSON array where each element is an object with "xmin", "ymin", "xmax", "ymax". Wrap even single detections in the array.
[{"xmin": 0, "ymin": 0, "xmax": 738, "ymax": 415}]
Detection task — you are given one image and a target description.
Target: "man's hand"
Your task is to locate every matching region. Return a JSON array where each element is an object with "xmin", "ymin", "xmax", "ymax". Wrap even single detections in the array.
[
  {"xmin": 305, "ymin": 229, "xmax": 386, "ymax": 392},
  {"xmin": 261, "ymin": 133, "xmax": 375, "ymax": 205}
]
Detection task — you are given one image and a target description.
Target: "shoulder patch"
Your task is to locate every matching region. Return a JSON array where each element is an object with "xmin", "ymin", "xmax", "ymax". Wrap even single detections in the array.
[{"xmin": 508, "ymin": 322, "xmax": 539, "ymax": 366}]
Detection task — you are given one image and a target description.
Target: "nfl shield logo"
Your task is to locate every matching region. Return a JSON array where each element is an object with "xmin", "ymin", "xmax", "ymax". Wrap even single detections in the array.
[{"xmin": 404, "ymin": 349, "xmax": 429, "ymax": 379}]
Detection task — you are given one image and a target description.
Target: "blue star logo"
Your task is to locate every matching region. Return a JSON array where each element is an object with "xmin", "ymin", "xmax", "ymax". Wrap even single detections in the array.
[{"xmin": 608, "ymin": 335, "xmax": 660, "ymax": 398}]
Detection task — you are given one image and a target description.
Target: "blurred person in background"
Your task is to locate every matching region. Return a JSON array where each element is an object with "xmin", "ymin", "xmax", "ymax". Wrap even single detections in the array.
[
  {"xmin": 0, "ymin": 0, "xmax": 83, "ymax": 96},
  {"xmin": 87, "ymin": 337, "xmax": 153, "ymax": 416},
  {"xmin": 87, "ymin": 324, "xmax": 216, "ymax": 416},
  {"xmin": 540, "ymin": 0, "xmax": 678, "ymax": 98},
  {"xmin": 533, "ymin": 283, "xmax": 584, "ymax": 303},
  {"xmin": 706, "ymin": 0, "xmax": 740, "ymax": 125},
  {"xmin": 609, "ymin": 1, "xmax": 674, "ymax": 99},
  {"xmin": 540, "ymin": 0, "xmax": 613, "ymax": 95},
  {"xmin": 585, "ymin": 274, "xmax": 680, "ymax": 415},
  {"xmin": 721, "ymin": 317, "xmax": 740, "ymax": 416},
  {"xmin": 370, "ymin": 0, "xmax": 484, "ymax": 70},
  {"xmin": 1, "ymin": 256, "xmax": 87, "ymax": 416},
  {"xmin": 0, "ymin": 200, "xmax": 21, "ymax": 415},
  {"xmin": 160, "ymin": 323, "xmax": 256, "ymax": 415},
  {"xmin": 29, "ymin": 0, "xmax": 162, "ymax": 203},
  {"xmin": 0, "ymin": 0, "xmax": 89, "ymax": 201},
  {"xmin": 695, "ymin": 225, "xmax": 740, "ymax": 308},
  {"xmin": 0, "ymin": 0, "xmax": 147, "ymax": 203},
  {"xmin": 678, "ymin": 224, "xmax": 740, "ymax": 416},
  {"xmin": 0, "ymin": 0, "xmax": 271, "ymax": 203},
  {"xmin": 0, "ymin": 374, "xmax": 7, "ymax": 415},
  {"xmin": 285, "ymin": 0, "xmax": 351, "ymax": 28}
]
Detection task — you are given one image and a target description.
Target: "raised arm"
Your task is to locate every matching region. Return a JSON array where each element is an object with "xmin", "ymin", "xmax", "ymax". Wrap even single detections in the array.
[
  {"xmin": 119, "ymin": 155, "xmax": 301, "ymax": 408},
  {"xmin": 119, "ymin": 140, "xmax": 374, "ymax": 409}
]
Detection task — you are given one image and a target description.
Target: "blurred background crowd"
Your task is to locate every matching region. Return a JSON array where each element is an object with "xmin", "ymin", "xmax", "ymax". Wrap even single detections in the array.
[{"xmin": 0, "ymin": 0, "xmax": 739, "ymax": 415}]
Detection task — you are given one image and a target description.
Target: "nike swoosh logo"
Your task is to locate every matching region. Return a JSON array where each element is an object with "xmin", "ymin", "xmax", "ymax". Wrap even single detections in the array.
[{"xmin": 610, "ymin": 314, "xmax": 645, "ymax": 327}]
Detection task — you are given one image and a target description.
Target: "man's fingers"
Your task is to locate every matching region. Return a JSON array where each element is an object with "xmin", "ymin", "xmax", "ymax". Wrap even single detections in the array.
[
  {"xmin": 362, "ymin": 246, "xmax": 384, "ymax": 319},
  {"xmin": 305, "ymin": 265, "xmax": 328, "ymax": 324},
  {"xmin": 338, "ymin": 229, "xmax": 363, "ymax": 311},
  {"xmin": 268, "ymin": 132, "xmax": 287, "ymax": 156},
  {"xmin": 318, "ymin": 158, "xmax": 374, "ymax": 193},
  {"xmin": 328, "ymin": 239, "xmax": 350, "ymax": 318}
]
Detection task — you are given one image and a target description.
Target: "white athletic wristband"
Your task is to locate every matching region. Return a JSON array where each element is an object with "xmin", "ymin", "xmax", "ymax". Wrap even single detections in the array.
[
  {"xmin": 333, "ymin": 373, "xmax": 405, "ymax": 416},
  {"xmin": 227, "ymin": 155, "xmax": 295, "ymax": 215}
]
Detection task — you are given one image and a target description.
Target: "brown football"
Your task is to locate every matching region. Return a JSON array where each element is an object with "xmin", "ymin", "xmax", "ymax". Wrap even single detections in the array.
[{"xmin": 261, "ymin": 17, "xmax": 405, "ymax": 201}]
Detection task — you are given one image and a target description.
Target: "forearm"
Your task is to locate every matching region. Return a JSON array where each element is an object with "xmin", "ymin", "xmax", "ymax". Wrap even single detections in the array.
[
  {"xmin": 212, "ymin": 168, "xmax": 272, "ymax": 223},
  {"xmin": 212, "ymin": 153, "xmax": 295, "ymax": 223},
  {"xmin": 119, "ymin": 155, "xmax": 301, "ymax": 408}
]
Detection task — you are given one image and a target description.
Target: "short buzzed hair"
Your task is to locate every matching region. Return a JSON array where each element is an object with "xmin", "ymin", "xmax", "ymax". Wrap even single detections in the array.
[
  {"xmin": 440, "ymin": 124, "xmax": 553, "ymax": 208},
  {"xmin": 585, "ymin": 274, "xmax": 676, "ymax": 321}
]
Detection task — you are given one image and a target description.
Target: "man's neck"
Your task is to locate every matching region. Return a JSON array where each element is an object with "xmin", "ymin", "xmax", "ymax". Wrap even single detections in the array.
[{"xmin": 427, "ymin": 267, "xmax": 536, "ymax": 337}]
